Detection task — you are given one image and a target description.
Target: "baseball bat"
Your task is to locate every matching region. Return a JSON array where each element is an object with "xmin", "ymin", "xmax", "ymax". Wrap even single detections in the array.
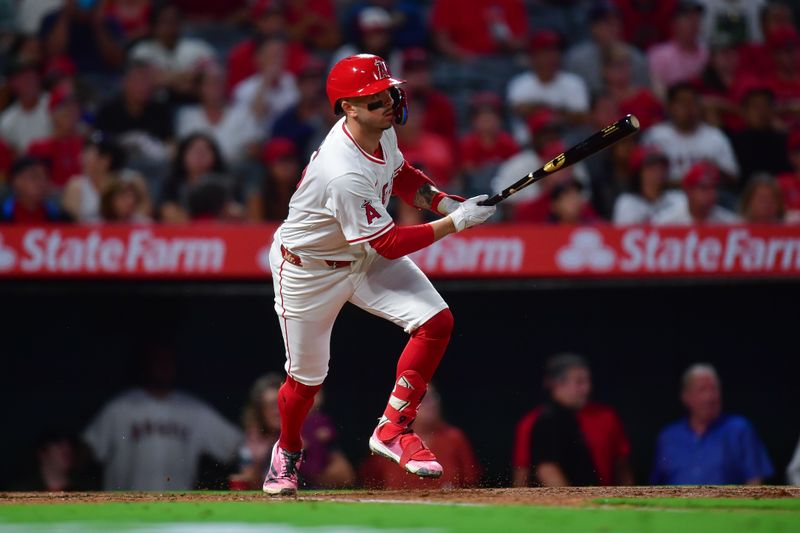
[{"xmin": 478, "ymin": 114, "xmax": 641, "ymax": 206}]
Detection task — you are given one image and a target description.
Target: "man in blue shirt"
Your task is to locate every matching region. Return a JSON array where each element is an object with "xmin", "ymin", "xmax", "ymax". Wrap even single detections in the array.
[{"xmin": 651, "ymin": 363, "xmax": 773, "ymax": 485}]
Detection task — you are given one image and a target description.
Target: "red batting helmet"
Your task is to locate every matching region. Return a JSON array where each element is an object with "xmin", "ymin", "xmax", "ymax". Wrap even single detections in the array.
[{"xmin": 326, "ymin": 54, "xmax": 408, "ymax": 124}]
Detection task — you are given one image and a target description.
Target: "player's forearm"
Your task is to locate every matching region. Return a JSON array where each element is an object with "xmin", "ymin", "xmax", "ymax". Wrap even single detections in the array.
[
  {"xmin": 431, "ymin": 216, "xmax": 456, "ymax": 240},
  {"xmin": 413, "ymin": 182, "xmax": 439, "ymax": 210}
]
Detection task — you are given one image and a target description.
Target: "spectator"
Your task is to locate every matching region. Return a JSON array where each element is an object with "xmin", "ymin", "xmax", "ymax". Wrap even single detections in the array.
[
  {"xmin": 739, "ymin": 174, "xmax": 785, "ymax": 223},
  {"xmin": 602, "ymin": 45, "xmax": 663, "ymax": 131},
  {"xmin": 83, "ymin": 341, "xmax": 243, "ymax": 491},
  {"xmin": 694, "ymin": 36, "xmax": 742, "ymax": 129},
  {"xmin": 15, "ymin": 1, "xmax": 65, "ymax": 38},
  {"xmin": 101, "ymin": 0, "xmax": 153, "ymax": 43},
  {"xmin": 396, "ymin": 48, "xmax": 458, "ymax": 150},
  {"xmin": 176, "ymin": 64, "xmax": 261, "ymax": 166},
  {"xmin": 430, "ymin": 0, "xmax": 527, "ymax": 60},
  {"xmin": 62, "ymin": 134, "xmax": 132, "ymax": 223},
  {"xmin": 160, "ymin": 133, "xmax": 240, "ymax": 222},
  {"xmin": 613, "ymin": 0, "xmax": 678, "ymax": 51},
  {"xmin": 737, "ymin": 2, "xmax": 795, "ymax": 78},
  {"xmin": 653, "ymin": 161, "xmax": 739, "ymax": 224},
  {"xmin": 507, "ymin": 30, "xmax": 590, "ymax": 136},
  {"xmin": 458, "ymin": 92, "xmax": 518, "ymax": 194},
  {"xmin": 789, "ymin": 435, "xmax": 800, "ymax": 484},
  {"xmin": 343, "ymin": 0, "xmax": 427, "ymax": 50},
  {"xmin": 359, "ymin": 383, "xmax": 480, "ymax": 489},
  {"xmin": 0, "ymin": 139, "xmax": 13, "ymax": 187},
  {"xmin": 129, "ymin": 3, "xmax": 216, "ymax": 100},
  {"xmin": 764, "ymin": 26, "xmax": 800, "ymax": 121},
  {"xmin": 548, "ymin": 179, "xmax": 598, "ymax": 225},
  {"xmin": 730, "ymin": 88, "xmax": 792, "ymax": 188},
  {"xmin": 0, "ymin": 59, "xmax": 52, "ymax": 153},
  {"xmin": 232, "ymin": 36, "xmax": 300, "ymax": 139},
  {"xmin": 643, "ymin": 82, "xmax": 739, "ymax": 184},
  {"xmin": 283, "ymin": 0, "xmax": 340, "ymax": 52},
  {"xmin": 231, "ymin": 373, "xmax": 354, "ymax": 490},
  {"xmin": 648, "ymin": 1, "xmax": 709, "ymax": 99},
  {"xmin": 777, "ymin": 131, "xmax": 800, "ymax": 222},
  {"xmin": 330, "ymin": 7, "xmax": 401, "ymax": 83},
  {"xmin": 699, "ymin": 0, "xmax": 766, "ymax": 46},
  {"xmin": 95, "ymin": 60, "xmax": 174, "ymax": 151},
  {"xmin": 564, "ymin": 1, "xmax": 649, "ymax": 95},
  {"xmin": 11, "ymin": 430, "xmax": 99, "ymax": 492},
  {"xmin": 613, "ymin": 146, "xmax": 685, "ymax": 224},
  {"xmin": 247, "ymin": 137, "xmax": 301, "ymax": 221},
  {"xmin": 26, "ymin": 85, "xmax": 84, "ymax": 189},
  {"xmin": 40, "ymin": 0, "xmax": 127, "ymax": 76},
  {"xmin": 512, "ymin": 353, "xmax": 633, "ymax": 487},
  {"xmin": 651, "ymin": 363, "xmax": 773, "ymax": 485},
  {"xmin": 100, "ymin": 175, "xmax": 152, "ymax": 223},
  {"xmin": 0, "ymin": 156, "xmax": 64, "ymax": 223},
  {"xmin": 225, "ymin": 1, "xmax": 310, "ymax": 94},
  {"xmin": 272, "ymin": 57, "xmax": 329, "ymax": 160}
]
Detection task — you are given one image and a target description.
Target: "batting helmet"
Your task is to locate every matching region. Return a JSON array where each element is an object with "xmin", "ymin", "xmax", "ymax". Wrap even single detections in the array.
[{"xmin": 326, "ymin": 54, "xmax": 408, "ymax": 125}]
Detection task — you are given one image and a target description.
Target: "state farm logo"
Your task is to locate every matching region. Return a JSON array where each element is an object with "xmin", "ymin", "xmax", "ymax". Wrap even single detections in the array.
[
  {"xmin": 0, "ymin": 235, "xmax": 17, "ymax": 271},
  {"xmin": 5, "ymin": 229, "xmax": 226, "ymax": 274},
  {"xmin": 556, "ymin": 229, "xmax": 615, "ymax": 272},
  {"xmin": 412, "ymin": 236, "xmax": 524, "ymax": 273}
]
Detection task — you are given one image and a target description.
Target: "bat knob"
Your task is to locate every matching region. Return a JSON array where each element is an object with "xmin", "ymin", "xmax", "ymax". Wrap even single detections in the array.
[{"xmin": 627, "ymin": 114, "xmax": 641, "ymax": 130}]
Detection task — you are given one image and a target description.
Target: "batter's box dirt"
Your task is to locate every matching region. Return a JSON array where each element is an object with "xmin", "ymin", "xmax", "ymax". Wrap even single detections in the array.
[{"xmin": 2, "ymin": 486, "xmax": 799, "ymax": 507}]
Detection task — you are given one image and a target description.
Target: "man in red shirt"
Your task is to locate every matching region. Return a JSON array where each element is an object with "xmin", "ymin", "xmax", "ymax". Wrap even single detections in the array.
[
  {"xmin": 512, "ymin": 353, "xmax": 633, "ymax": 487},
  {"xmin": 0, "ymin": 156, "xmax": 64, "ymax": 223},
  {"xmin": 613, "ymin": 0, "xmax": 678, "ymax": 50},
  {"xmin": 225, "ymin": 0, "xmax": 310, "ymax": 94},
  {"xmin": 430, "ymin": 0, "xmax": 527, "ymax": 60},
  {"xmin": 459, "ymin": 92, "xmax": 519, "ymax": 179},
  {"xmin": 27, "ymin": 85, "xmax": 84, "ymax": 189}
]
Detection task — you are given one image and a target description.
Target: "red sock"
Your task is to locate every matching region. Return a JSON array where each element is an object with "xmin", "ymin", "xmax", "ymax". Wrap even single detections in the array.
[
  {"xmin": 278, "ymin": 376, "xmax": 321, "ymax": 452},
  {"xmin": 395, "ymin": 308, "xmax": 454, "ymax": 381}
]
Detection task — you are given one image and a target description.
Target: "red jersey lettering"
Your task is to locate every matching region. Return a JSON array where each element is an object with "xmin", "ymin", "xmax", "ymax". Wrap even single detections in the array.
[{"xmin": 362, "ymin": 200, "xmax": 382, "ymax": 224}]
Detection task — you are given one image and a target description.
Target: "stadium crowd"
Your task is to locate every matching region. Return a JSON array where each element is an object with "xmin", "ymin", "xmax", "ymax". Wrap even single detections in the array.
[{"xmin": 1, "ymin": 0, "xmax": 800, "ymax": 225}]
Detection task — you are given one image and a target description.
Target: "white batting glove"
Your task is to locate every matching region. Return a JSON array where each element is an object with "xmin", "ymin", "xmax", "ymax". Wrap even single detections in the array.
[{"xmin": 448, "ymin": 194, "xmax": 496, "ymax": 232}]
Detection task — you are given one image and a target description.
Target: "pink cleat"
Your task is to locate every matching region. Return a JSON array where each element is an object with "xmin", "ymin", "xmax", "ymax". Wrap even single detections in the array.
[
  {"xmin": 369, "ymin": 422, "xmax": 443, "ymax": 478},
  {"xmin": 262, "ymin": 442, "xmax": 303, "ymax": 496}
]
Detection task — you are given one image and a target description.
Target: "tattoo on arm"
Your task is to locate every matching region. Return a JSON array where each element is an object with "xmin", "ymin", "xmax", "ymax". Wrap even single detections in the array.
[{"xmin": 414, "ymin": 183, "xmax": 440, "ymax": 210}]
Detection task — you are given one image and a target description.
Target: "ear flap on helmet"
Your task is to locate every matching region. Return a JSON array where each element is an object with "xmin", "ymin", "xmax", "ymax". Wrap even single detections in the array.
[{"xmin": 390, "ymin": 86, "xmax": 408, "ymax": 126}]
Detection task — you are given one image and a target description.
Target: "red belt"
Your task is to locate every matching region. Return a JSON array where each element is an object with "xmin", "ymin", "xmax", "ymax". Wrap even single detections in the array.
[{"xmin": 281, "ymin": 244, "xmax": 352, "ymax": 269}]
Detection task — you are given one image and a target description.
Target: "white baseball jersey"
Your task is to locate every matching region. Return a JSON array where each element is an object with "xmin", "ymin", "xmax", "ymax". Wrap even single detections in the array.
[
  {"xmin": 83, "ymin": 388, "xmax": 243, "ymax": 490},
  {"xmin": 278, "ymin": 117, "xmax": 404, "ymax": 261},
  {"xmin": 269, "ymin": 117, "xmax": 448, "ymax": 386}
]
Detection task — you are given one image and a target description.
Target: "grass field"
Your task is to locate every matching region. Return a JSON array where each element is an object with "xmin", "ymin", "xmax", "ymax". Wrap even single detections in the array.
[{"xmin": 1, "ymin": 487, "xmax": 799, "ymax": 533}]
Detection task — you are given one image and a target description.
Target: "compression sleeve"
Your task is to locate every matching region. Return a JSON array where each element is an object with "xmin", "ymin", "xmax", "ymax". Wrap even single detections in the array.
[
  {"xmin": 368, "ymin": 223, "xmax": 435, "ymax": 260},
  {"xmin": 392, "ymin": 160, "xmax": 434, "ymax": 207}
]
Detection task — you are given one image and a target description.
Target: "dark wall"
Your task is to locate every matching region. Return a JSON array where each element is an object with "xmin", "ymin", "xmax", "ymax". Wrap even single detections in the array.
[{"xmin": 1, "ymin": 279, "xmax": 797, "ymax": 488}]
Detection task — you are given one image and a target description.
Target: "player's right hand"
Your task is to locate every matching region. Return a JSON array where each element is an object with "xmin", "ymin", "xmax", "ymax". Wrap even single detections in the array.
[{"xmin": 449, "ymin": 194, "xmax": 496, "ymax": 232}]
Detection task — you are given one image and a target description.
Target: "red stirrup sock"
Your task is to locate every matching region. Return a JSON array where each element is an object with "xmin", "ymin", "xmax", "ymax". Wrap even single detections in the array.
[
  {"xmin": 395, "ymin": 308, "xmax": 454, "ymax": 382},
  {"xmin": 376, "ymin": 370, "xmax": 428, "ymax": 442},
  {"xmin": 277, "ymin": 376, "xmax": 321, "ymax": 453}
]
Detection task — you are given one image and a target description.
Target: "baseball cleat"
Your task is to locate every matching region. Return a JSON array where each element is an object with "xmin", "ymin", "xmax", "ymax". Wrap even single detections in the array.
[
  {"xmin": 262, "ymin": 442, "xmax": 303, "ymax": 496},
  {"xmin": 369, "ymin": 426, "xmax": 443, "ymax": 478}
]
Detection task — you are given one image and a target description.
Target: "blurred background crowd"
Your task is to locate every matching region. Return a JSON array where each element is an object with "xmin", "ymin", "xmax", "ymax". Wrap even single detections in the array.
[{"xmin": 1, "ymin": 0, "xmax": 800, "ymax": 226}]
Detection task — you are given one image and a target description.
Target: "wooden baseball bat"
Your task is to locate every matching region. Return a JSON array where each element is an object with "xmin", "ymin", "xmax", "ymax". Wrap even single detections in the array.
[{"xmin": 478, "ymin": 114, "xmax": 641, "ymax": 206}]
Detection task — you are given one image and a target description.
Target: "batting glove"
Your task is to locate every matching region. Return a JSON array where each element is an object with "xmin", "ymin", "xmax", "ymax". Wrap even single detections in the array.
[
  {"xmin": 433, "ymin": 193, "xmax": 466, "ymax": 215},
  {"xmin": 449, "ymin": 194, "xmax": 496, "ymax": 232}
]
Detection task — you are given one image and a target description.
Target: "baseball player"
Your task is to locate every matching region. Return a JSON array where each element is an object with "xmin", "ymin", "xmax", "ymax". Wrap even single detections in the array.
[{"xmin": 262, "ymin": 54, "xmax": 496, "ymax": 495}]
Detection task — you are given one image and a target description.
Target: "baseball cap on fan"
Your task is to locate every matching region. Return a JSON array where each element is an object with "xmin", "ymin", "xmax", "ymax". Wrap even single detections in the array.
[
  {"xmin": 529, "ymin": 30, "xmax": 561, "ymax": 52},
  {"xmin": 682, "ymin": 161, "xmax": 720, "ymax": 189},
  {"xmin": 262, "ymin": 137, "xmax": 297, "ymax": 165},
  {"xmin": 358, "ymin": 6, "xmax": 392, "ymax": 33}
]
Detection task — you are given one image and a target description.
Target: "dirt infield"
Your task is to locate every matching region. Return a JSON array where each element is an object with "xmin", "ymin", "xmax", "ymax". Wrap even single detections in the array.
[{"xmin": 2, "ymin": 486, "xmax": 799, "ymax": 507}]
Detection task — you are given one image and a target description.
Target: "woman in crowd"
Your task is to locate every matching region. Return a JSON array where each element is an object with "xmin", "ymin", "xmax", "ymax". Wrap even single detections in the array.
[
  {"xmin": 739, "ymin": 175, "xmax": 785, "ymax": 224},
  {"xmin": 160, "ymin": 133, "xmax": 242, "ymax": 222},
  {"xmin": 100, "ymin": 176, "xmax": 152, "ymax": 223},
  {"xmin": 231, "ymin": 373, "xmax": 354, "ymax": 490},
  {"xmin": 613, "ymin": 146, "xmax": 684, "ymax": 225},
  {"xmin": 62, "ymin": 134, "xmax": 143, "ymax": 222}
]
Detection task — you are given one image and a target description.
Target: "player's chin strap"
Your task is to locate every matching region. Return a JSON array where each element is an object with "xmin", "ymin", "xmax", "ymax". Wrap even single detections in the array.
[{"xmin": 390, "ymin": 87, "xmax": 408, "ymax": 126}]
